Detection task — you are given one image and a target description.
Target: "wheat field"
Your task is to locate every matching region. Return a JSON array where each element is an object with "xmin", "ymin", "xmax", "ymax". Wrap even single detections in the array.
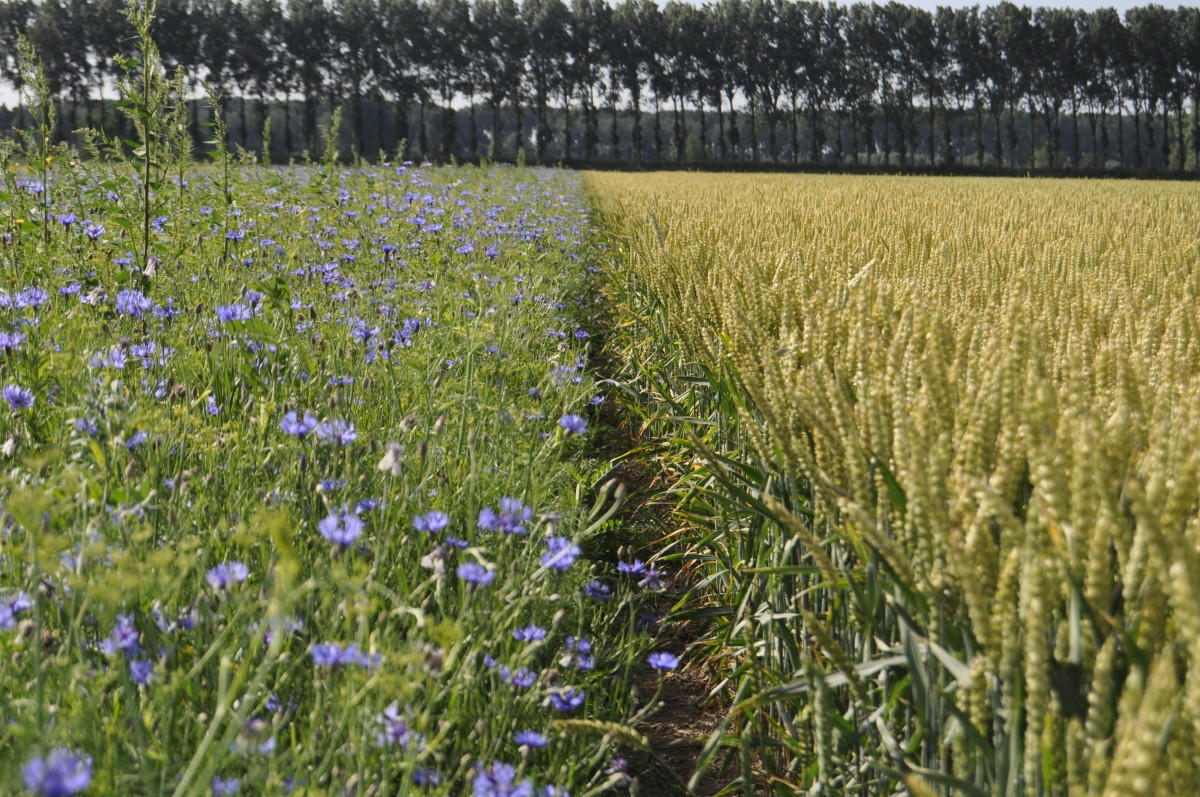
[{"xmin": 588, "ymin": 171, "xmax": 1200, "ymax": 795}]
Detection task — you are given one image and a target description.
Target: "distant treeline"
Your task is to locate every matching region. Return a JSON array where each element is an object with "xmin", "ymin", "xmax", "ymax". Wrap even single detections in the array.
[{"xmin": 2, "ymin": 0, "xmax": 1200, "ymax": 171}]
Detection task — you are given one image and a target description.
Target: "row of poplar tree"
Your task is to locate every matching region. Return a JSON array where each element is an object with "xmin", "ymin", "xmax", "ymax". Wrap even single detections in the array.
[{"xmin": 2, "ymin": 0, "xmax": 1200, "ymax": 171}]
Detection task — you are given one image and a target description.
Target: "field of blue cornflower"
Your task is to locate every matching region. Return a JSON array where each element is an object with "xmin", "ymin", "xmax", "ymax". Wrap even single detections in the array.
[{"xmin": 0, "ymin": 153, "xmax": 676, "ymax": 795}]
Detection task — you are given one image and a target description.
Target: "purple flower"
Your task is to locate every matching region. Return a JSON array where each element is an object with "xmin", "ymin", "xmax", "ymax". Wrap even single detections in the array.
[
  {"xmin": 549, "ymin": 687, "xmax": 585, "ymax": 712},
  {"xmin": 16, "ymin": 287, "xmax": 49, "ymax": 308},
  {"xmin": 504, "ymin": 667, "xmax": 537, "ymax": 688},
  {"xmin": 215, "ymin": 303, "xmax": 253, "ymax": 323},
  {"xmin": 513, "ymin": 625, "xmax": 547, "ymax": 642},
  {"xmin": 130, "ymin": 658, "xmax": 154, "ymax": 685},
  {"xmin": 413, "ymin": 511, "xmax": 449, "ymax": 533},
  {"xmin": 58, "ymin": 213, "xmax": 77, "ymax": 226},
  {"xmin": 457, "ymin": 562, "xmax": 494, "ymax": 585},
  {"xmin": 374, "ymin": 703, "xmax": 413, "ymax": 748},
  {"xmin": 0, "ymin": 330, "xmax": 27, "ymax": 349},
  {"xmin": 638, "ymin": 569, "xmax": 666, "ymax": 590},
  {"xmin": 3, "ymin": 383, "xmax": 35, "ymax": 410},
  {"xmin": 279, "ymin": 411, "xmax": 319, "ymax": 439},
  {"xmin": 514, "ymin": 729, "xmax": 548, "ymax": 748},
  {"xmin": 473, "ymin": 761, "xmax": 533, "ymax": 797},
  {"xmin": 311, "ymin": 642, "xmax": 366, "ymax": 667},
  {"xmin": 477, "ymin": 497, "xmax": 533, "ymax": 535},
  {"xmin": 100, "ymin": 614, "xmax": 141, "ymax": 656},
  {"xmin": 206, "ymin": 561, "xmax": 250, "ymax": 589},
  {"xmin": 22, "ymin": 748, "xmax": 93, "ymax": 796},
  {"xmin": 617, "ymin": 559, "xmax": 646, "ymax": 575},
  {"xmin": 212, "ymin": 775, "xmax": 241, "ymax": 796},
  {"xmin": 559, "ymin": 414, "xmax": 586, "ymax": 435},
  {"xmin": 318, "ymin": 510, "xmax": 364, "ymax": 547},
  {"xmin": 83, "ymin": 221, "xmax": 105, "ymax": 240},
  {"xmin": 541, "ymin": 537, "xmax": 580, "ymax": 571},
  {"xmin": 314, "ymin": 419, "xmax": 357, "ymax": 445},
  {"xmin": 563, "ymin": 636, "xmax": 594, "ymax": 670},
  {"xmin": 91, "ymin": 347, "xmax": 127, "ymax": 369},
  {"xmin": 0, "ymin": 591, "xmax": 32, "ymax": 629},
  {"xmin": 584, "ymin": 581, "xmax": 611, "ymax": 600},
  {"xmin": 126, "ymin": 430, "xmax": 150, "ymax": 450},
  {"xmin": 413, "ymin": 768, "xmax": 440, "ymax": 786},
  {"xmin": 115, "ymin": 289, "xmax": 152, "ymax": 318},
  {"xmin": 648, "ymin": 651, "xmax": 680, "ymax": 671}
]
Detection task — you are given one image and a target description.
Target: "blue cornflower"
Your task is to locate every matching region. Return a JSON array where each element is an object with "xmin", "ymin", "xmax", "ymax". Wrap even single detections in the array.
[
  {"xmin": 559, "ymin": 414, "xmax": 587, "ymax": 435},
  {"xmin": 215, "ymin": 303, "xmax": 253, "ymax": 323},
  {"xmin": 0, "ymin": 591, "xmax": 32, "ymax": 629},
  {"xmin": 212, "ymin": 775, "xmax": 241, "ymax": 795},
  {"xmin": 83, "ymin": 221, "xmax": 105, "ymax": 240},
  {"xmin": 413, "ymin": 511, "xmax": 449, "ymax": 533},
  {"xmin": 101, "ymin": 614, "xmax": 142, "ymax": 657},
  {"xmin": 513, "ymin": 625, "xmax": 547, "ymax": 642},
  {"xmin": 91, "ymin": 347, "xmax": 126, "ymax": 370},
  {"xmin": 504, "ymin": 667, "xmax": 537, "ymax": 688},
  {"xmin": 413, "ymin": 768, "xmax": 441, "ymax": 786},
  {"xmin": 374, "ymin": 703, "xmax": 413, "ymax": 748},
  {"xmin": 584, "ymin": 581, "xmax": 611, "ymax": 600},
  {"xmin": 3, "ymin": 383, "xmax": 35, "ymax": 410},
  {"xmin": 318, "ymin": 510, "xmax": 364, "ymax": 547},
  {"xmin": 58, "ymin": 213, "xmax": 77, "ymax": 226},
  {"xmin": 311, "ymin": 642, "xmax": 360, "ymax": 667},
  {"xmin": 279, "ymin": 411, "xmax": 319, "ymax": 439},
  {"xmin": 314, "ymin": 419, "xmax": 357, "ymax": 445},
  {"xmin": 617, "ymin": 559, "xmax": 647, "ymax": 575},
  {"xmin": 22, "ymin": 748, "xmax": 93, "ymax": 795},
  {"xmin": 0, "ymin": 328, "xmax": 25, "ymax": 348},
  {"xmin": 115, "ymin": 289, "xmax": 152, "ymax": 318},
  {"xmin": 648, "ymin": 652, "xmax": 680, "ymax": 670},
  {"xmin": 514, "ymin": 729, "xmax": 548, "ymax": 748},
  {"xmin": 549, "ymin": 687, "xmax": 585, "ymax": 712},
  {"xmin": 564, "ymin": 636, "xmax": 594, "ymax": 670},
  {"xmin": 457, "ymin": 562, "xmax": 494, "ymax": 585},
  {"xmin": 130, "ymin": 659, "xmax": 154, "ymax": 685},
  {"xmin": 541, "ymin": 537, "xmax": 580, "ymax": 571},
  {"xmin": 473, "ymin": 761, "xmax": 533, "ymax": 797},
  {"xmin": 153, "ymin": 298, "xmax": 182, "ymax": 319},
  {"xmin": 126, "ymin": 431, "xmax": 150, "ymax": 450},
  {"xmin": 477, "ymin": 497, "xmax": 533, "ymax": 535},
  {"xmin": 206, "ymin": 561, "xmax": 250, "ymax": 589},
  {"xmin": 16, "ymin": 287, "xmax": 49, "ymax": 309},
  {"xmin": 350, "ymin": 319, "xmax": 380, "ymax": 342}
]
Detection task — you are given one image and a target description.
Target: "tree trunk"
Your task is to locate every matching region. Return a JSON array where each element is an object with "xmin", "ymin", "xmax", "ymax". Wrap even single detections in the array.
[
  {"xmin": 717, "ymin": 97, "xmax": 726, "ymax": 160},
  {"xmin": 396, "ymin": 100, "xmax": 409, "ymax": 159},
  {"xmin": 489, "ymin": 99, "xmax": 501, "ymax": 160},
  {"xmin": 630, "ymin": 95, "xmax": 642, "ymax": 163},
  {"xmin": 610, "ymin": 96, "xmax": 619, "ymax": 159},
  {"xmin": 748, "ymin": 95, "xmax": 758, "ymax": 162},
  {"xmin": 418, "ymin": 101, "xmax": 428, "ymax": 157},
  {"xmin": 563, "ymin": 87, "xmax": 573, "ymax": 159},
  {"xmin": 1088, "ymin": 110, "xmax": 1098, "ymax": 169},
  {"xmin": 726, "ymin": 89, "xmax": 738, "ymax": 159}
]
